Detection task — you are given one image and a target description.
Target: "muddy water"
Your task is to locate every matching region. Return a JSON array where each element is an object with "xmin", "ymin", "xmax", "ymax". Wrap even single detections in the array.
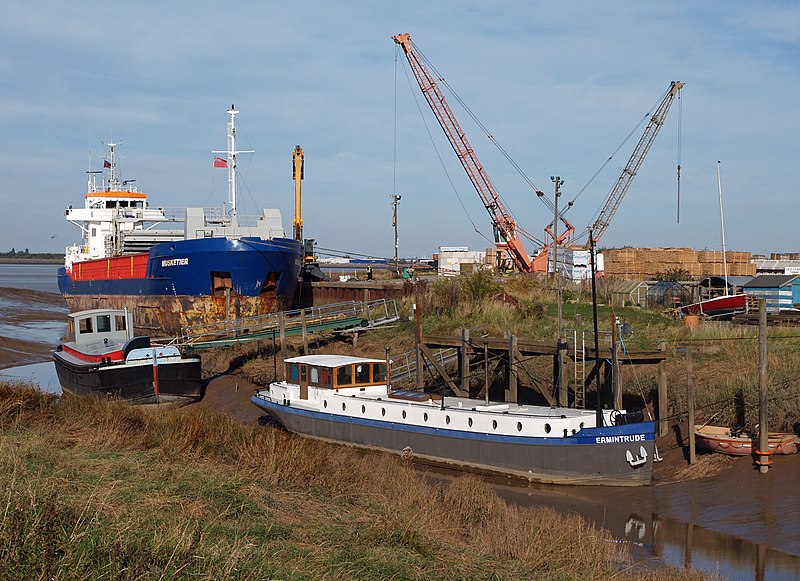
[{"xmin": 489, "ymin": 476, "xmax": 800, "ymax": 580}]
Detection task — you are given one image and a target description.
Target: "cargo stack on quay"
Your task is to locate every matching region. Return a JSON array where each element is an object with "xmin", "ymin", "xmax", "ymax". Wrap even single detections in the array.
[{"xmin": 601, "ymin": 247, "xmax": 756, "ymax": 279}]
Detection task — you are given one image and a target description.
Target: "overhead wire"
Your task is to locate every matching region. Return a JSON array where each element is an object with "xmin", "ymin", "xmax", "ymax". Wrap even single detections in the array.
[
  {"xmin": 396, "ymin": 44, "xmax": 494, "ymax": 246},
  {"xmin": 568, "ymin": 85, "xmax": 676, "ymax": 244}
]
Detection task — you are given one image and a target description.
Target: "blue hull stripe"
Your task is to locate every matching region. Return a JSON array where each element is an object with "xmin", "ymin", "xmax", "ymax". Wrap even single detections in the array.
[{"xmin": 251, "ymin": 395, "xmax": 655, "ymax": 446}]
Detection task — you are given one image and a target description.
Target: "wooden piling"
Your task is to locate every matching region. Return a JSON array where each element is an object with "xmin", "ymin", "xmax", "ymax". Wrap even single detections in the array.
[
  {"xmin": 278, "ymin": 311, "xmax": 288, "ymax": 360},
  {"xmin": 460, "ymin": 328, "xmax": 469, "ymax": 396},
  {"xmin": 300, "ymin": 310, "xmax": 308, "ymax": 353},
  {"xmin": 687, "ymin": 346, "xmax": 695, "ymax": 465},
  {"xmin": 758, "ymin": 298, "xmax": 769, "ymax": 474},
  {"xmin": 658, "ymin": 340, "xmax": 668, "ymax": 437}
]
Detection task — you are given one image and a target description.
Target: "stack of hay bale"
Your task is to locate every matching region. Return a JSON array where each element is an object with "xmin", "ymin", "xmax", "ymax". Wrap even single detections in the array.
[{"xmin": 602, "ymin": 247, "xmax": 755, "ymax": 279}]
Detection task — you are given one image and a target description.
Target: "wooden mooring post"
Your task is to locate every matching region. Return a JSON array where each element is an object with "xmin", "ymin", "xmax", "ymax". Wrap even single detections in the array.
[
  {"xmin": 758, "ymin": 298, "xmax": 770, "ymax": 474},
  {"xmin": 657, "ymin": 340, "xmax": 668, "ymax": 437},
  {"xmin": 687, "ymin": 346, "xmax": 695, "ymax": 465}
]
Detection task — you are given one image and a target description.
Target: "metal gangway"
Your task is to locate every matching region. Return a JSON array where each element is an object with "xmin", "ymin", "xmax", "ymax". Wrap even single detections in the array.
[
  {"xmin": 388, "ymin": 347, "xmax": 460, "ymax": 385},
  {"xmin": 171, "ymin": 299, "xmax": 399, "ymax": 349}
]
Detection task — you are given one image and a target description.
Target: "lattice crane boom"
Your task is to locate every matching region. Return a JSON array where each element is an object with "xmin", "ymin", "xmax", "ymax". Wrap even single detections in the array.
[
  {"xmin": 393, "ymin": 33, "xmax": 534, "ymax": 273},
  {"xmin": 590, "ymin": 81, "xmax": 684, "ymax": 244}
]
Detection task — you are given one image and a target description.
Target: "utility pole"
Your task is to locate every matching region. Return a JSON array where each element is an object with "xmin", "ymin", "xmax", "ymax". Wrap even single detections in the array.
[
  {"xmin": 551, "ymin": 176, "xmax": 566, "ymax": 405},
  {"xmin": 390, "ymin": 194, "xmax": 401, "ymax": 274},
  {"xmin": 551, "ymin": 176, "xmax": 564, "ymax": 340}
]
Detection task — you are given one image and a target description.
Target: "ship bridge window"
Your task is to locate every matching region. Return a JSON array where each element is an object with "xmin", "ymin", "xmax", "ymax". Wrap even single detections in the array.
[
  {"xmin": 78, "ymin": 317, "xmax": 93, "ymax": 334},
  {"xmin": 211, "ymin": 272, "xmax": 233, "ymax": 297},
  {"xmin": 115, "ymin": 315, "xmax": 127, "ymax": 332},
  {"xmin": 335, "ymin": 365, "xmax": 353, "ymax": 387},
  {"xmin": 288, "ymin": 363, "xmax": 299, "ymax": 382},
  {"xmin": 135, "ymin": 201, "xmax": 143, "ymax": 208},
  {"xmin": 96, "ymin": 315, "xmax": 112, "ymax": 333},
  {"xmin": 373, "ymin": 363, "xmax": 387, "ymax": 382}
]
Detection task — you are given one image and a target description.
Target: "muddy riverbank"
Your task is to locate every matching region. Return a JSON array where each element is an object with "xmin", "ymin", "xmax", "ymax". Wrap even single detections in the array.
[{"xmin": 3, "ymin": 280, "xmax": 799, "ymax": 578}]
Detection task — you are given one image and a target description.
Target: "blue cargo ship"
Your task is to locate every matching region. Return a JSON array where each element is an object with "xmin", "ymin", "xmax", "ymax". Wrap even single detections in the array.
[{"xmin": 58, "ymin": 106, "xmax": 302, "ymax": 337}]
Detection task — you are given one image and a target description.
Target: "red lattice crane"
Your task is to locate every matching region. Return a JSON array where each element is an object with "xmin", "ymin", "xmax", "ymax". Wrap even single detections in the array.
[{"xmin": 393, "ymin": 33, "xmax": 535, "ymax": 273}]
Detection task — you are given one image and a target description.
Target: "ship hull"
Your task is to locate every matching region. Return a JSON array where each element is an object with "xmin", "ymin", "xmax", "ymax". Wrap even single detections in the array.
[
  {"xmin": 59, "ymin": 237, "xmax": 302, "ymax": 336},
  {"xmin": 252, "ymin": 396, "xmax": 655, "ymax": 486},
  {"xmin": 680, "ymin": 294, "xmax": 747, "ymax": 319},
  {"xmin": 54, "ymin": 351, "xmax": 204, "ymax": 404}
]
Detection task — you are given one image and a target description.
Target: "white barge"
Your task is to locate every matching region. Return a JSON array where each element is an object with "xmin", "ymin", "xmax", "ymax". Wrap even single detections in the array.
[{"xmin": 251, "ymin": 355, "xmax": 656, "ymax": 486}]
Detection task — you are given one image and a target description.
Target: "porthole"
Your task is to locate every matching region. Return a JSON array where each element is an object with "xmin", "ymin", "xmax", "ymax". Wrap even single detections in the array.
[
  {"xmin": 361, "ymin": 405, "xmax": 366, "ymax": 414},
  {"xmin": 402, "ymin": 410, "xmax": 407, "ymax": 419},
  {"xmin": 544, "ymin": 423, "xmax": 551, "ymax": 433},
  {"xmin": 342, "ymin": 403, "xmax": 346, "ymax": 411},
  {"xmin": 492, "ymin": 420, "xmax": 497, "ymax": 430},
  {"xmin": 468, "ymin": 418, "xmax": 473, "ymax": 427},
  {"xmin": 445, "ymin": 415, "xmax": 450, "ymax": 425},
  {"xmin": 323, "ymin": 400, "xmax": 328, "ymax": 409},
  {"xmin": 381, "ymin": 408, "xmax": 386, "ymax": 417},
  {"xmin": 579, "ymin": 422, "xmax": 584, "ymax": 429},
  {"xmin": 423, "ymin": 413, "xmax": 428, "ymax": 422},
  {"xmin": 516, "ymin": 422, "xmax": 523, "ymax": 432}
]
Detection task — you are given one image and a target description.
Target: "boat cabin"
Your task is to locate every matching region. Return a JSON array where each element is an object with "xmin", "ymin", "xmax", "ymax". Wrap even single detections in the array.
[
  {"xmin": 66, "ymin": 308, "xmax": 134, "ymax": 349},
  {"xmin": 283, "ymin": 355, "xmax": 387, "ymax": 400}
]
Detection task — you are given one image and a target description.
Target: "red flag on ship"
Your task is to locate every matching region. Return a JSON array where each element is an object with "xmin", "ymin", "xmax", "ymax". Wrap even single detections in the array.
[
  {"xmin": 103, "ymin": 160, "xmax": 111, "ymax": 169},
  {"xmin": 213, "ymin": 156, "xmax": 228, "ymax": 168}
]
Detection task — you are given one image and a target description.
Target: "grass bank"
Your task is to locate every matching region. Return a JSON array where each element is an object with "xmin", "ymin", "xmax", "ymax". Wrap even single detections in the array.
[{"xmin": 0, "ymin": 383, "xmax": 705, "ymax": 580}]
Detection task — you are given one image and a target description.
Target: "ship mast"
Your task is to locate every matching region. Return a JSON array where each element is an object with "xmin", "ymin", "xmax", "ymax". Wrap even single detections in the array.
[
  {"xmin": 212, "ymin": 105, "xmax": 253, "ymax": 223},
  {"xmin": 103, "ymin": 140, "xmax": 120, "ymax": 190}
]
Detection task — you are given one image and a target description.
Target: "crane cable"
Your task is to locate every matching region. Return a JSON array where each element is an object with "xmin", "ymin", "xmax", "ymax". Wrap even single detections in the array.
[
  {"xmin": 676, "ymin": 89, "xmax": 683, "ymax": 223},
  {"xmin": 410, "ymin": 42, "xmax": 555, "ymax": 220},
  {"xmin": 568, "ymin": 85, "xmax": 676, "ymax": 244},
  {"xmin": 396, "ymin": 44, "xmax": 514, "ymax": 247}
]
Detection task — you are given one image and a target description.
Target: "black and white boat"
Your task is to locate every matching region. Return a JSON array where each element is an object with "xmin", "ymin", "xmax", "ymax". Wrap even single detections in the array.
[
  {"xmin": 53, "ymin": 309, "xmax": 203, "ymax": 404},
  {"xmin": 251, "ymin": 354, "xmax": 655, "ymax": 486}
]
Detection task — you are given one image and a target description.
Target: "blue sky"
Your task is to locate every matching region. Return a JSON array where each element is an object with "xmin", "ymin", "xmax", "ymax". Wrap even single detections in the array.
[{"xmin": 1, "ymin": 1, "xmax": 798, "ymax": 258}]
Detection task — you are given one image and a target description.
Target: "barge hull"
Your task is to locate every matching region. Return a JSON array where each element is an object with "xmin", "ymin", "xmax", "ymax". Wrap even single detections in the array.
[{"xmin": 253, "ymin": 398, "xmax": 654, "ymax": 486}]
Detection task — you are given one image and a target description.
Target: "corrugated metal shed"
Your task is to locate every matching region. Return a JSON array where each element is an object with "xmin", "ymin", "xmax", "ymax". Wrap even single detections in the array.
[
  {"xmin": 744, "ymin": 275, "xmax": 800, "ymax": 313},
  {"xmin": 744, "ymin": 274, "xmax": 798, "ymax": 288}
]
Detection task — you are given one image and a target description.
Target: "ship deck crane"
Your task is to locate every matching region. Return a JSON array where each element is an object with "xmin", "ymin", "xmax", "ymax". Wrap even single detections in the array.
[
  {"xmin": 393, "ymin": 33, "xmax": 536, "ymax": 273},
  {"xmin": 292, "ymin": 145, "xmax": 304, "ymax": 242}
]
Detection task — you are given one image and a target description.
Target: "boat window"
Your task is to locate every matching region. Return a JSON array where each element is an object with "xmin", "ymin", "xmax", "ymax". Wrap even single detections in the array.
[
  {"xmin": 78, "ymin": 317, "xmax": 93, "ymax": 334},
  {"xmin": 373, "ymin": 363, "xmax": 387, "ymax": 382},
  {"xmin": 115, "ymin": 315, "xmax": 127, "ymax": 332},
  {"xmin": 355, "ymin": 364, "xmax": 370, "ymax": 385},
  {"xmin": 288, "ymin": 363, "xmax": 299, "ymax": 382},
  {"xmin": 336, "ymin": 365, "xmax": 353, "ymax": 387},
  {"xmin": 310, "ymin": 367, "xmax": 331, "ymax": 388},
  {"xmin": 96, "ymin": 315, "xmax": 112, "ymax": 333}
]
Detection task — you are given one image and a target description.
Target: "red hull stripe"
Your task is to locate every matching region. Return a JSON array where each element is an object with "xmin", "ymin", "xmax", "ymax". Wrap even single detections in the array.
[{"xmin": 62, "ymin": 344, "xmax": 124, "ymax": 363}]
